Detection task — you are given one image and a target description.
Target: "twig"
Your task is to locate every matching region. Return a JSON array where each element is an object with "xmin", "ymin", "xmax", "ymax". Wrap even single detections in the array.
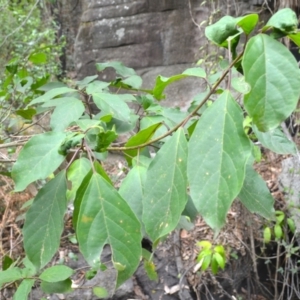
[
  {"xmin": 0, "ymin": 139, "xmax": 29, "ymax": 149},
  {"xmin": 107, "ymin": 51, "xmax": 244, "ymax": 152}
]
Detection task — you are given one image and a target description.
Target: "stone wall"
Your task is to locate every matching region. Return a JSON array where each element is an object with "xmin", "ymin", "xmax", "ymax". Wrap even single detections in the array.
[{"xmin": 71, "ymin": 0, "xmax": 254, "ymax": 107}]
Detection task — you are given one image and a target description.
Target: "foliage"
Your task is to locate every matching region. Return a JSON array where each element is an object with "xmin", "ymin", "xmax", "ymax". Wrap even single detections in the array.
[
  {"xmin": 0, "ymin": 0, "xmax": 64, "ymax": 143},
  {"xmin": 1, "ymin": 7, "xmax": 300, "ymax": 298},
  {"xmin": 196, "ymin": 241, "xmax": 226, "ymax": 274}
]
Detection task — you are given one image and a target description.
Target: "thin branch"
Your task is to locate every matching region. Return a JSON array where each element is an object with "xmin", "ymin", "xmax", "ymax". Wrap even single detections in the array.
[{"xmin": 107, "ymin": 51, "xmax": 244, "ymax": 152}]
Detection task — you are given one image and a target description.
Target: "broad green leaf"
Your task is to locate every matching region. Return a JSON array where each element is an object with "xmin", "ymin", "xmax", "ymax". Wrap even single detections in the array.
[
  {"xmin": 92, "ymin": 93, "xmax": 131, "ymax": 122},
  {"xmin": 39, "ymin": 265, "xmax": 73, "ymax": 282},
  {"xmin": 13, "ymin": 279, "xmax": 35, "ymax": 300},
  {"xmin": 50, "ymin": 98, "xmax": 85, "ymax": 131},
  {"xmin": 76, "ymin": 119, "xmax": 101, "ymax": 131},
  {"xmin": 28, "ymin": 87, "xmax": 76, "ymax": 105},
  {"xmin": 0, "ymin": 267, "xmax": 24, "ymax": 287},
  {"xmin": 205, "ymin": 16, "xmax": 239, "ymax": 46},
  {"xmin": 122, "ymin": 75, "xmax": 143, "ymax": 88},
  {"xmin": 143, "ymin": 129, "xmax": 188, "ymax": 242},
  {"xmin": 238, "ymin": 164, "xmax": 275, "ymax": 220},
  {"xmin": 182, "ymin": 67, "xmax": 206, "ymax": 78},
  {"xmin": 23, "ymin": 171, "xmax": 67, "ymax": 269},
  {"xmin": 124, "ymin": 123, "xmax": 162, "ymax": 166},
  {"xmin": 187, "ymin": 91, "xmax": 251, "ymax": 232},
  {"xmin": 29, "ymin": 52, "xmax": 47, "ymax": 65},
  {"xmin": 231, "ymin": 76, "xmax": 251, "ymax": 94},
  {"xmin": 76, "ymin": 172, "xmax": 142, "ymax": 287},
  {"xmin": 67, "ymin": 158, "xmax": 91, "ymax": 201},
  {"xmin": 242, "ymin": 34, "xmax": 300, "ymax": 131},
  {"xmin": 12, "ymin": 132, "xmax": 66, "ymax": 191},
  {"xmin": 93, "ymin": 287, "xmax": 109, "ymax": 298},
  {"xmin": 119, "ymin": 156, "xmax": 151, "ymax": 223},
  {"xmin": 40, "ymin": 278, "xmax": 72, "ymax": 294},
  {"xmin": 152, "ymin": 74, "xmax": 189, "ymax": 100},
  {"xmin": 76, "ymin": 75, "xmax": 98, "ymax": 89},
  {"xmin": 96, "ymin": 61, "xmax": 136, "ymax": 77},
  {"xmin": 15, "ymin": 108, "xmax": 36, "ymax": 120},
  {"xmin": 236, "ymin": 14, "xmax": 258, "ymax": 35},
  {"xmin": 253, "ymin": 125, "xmax": 297, "ymax": 155},
  {"xmin": 86, "ymin": 80, "xmax": 111, "ymax": 94},
  {"xmin": 263, "ymin": 8, "xmax": 298, "ymax": 33},
  {"xmin": 288, "ymin": 32, "xmax": 300, "ymax": 47},
  {"xmin": 73, "ymin": 169, "xmax": 94, "ymax": 230}
]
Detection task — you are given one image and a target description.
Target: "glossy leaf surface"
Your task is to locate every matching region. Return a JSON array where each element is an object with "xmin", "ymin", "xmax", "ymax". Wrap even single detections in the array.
[{"xmin": 39, "ymin": 265, "xmax": 73, "ymax": 282}]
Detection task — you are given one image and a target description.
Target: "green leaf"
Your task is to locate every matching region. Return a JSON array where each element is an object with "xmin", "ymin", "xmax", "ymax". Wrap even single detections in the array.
[
  {"xmin": 144, "ymin": 261, "xmax": 158, "ymax": 281},
  {"xmin": 231, "ymin": 76, "xmax": 251, "ymax": 94},
  {"xmin": 2, "ymin": 256, "xmax": 14, "ymax": 270},
  {"xmin": 76, "ymin": 75, "xmax": 98, "ymax": 89},
  {"xmin": 263, "ymin": 227, "xmax": 272, "ymax": 244},
  {"xmin": 12, "ymin": 132, "xmax": 66, "ymax": 191},
  {"xmin": 76, "ymin": 172, "xmax": 142, "ymax": 287},
  {"xmin": 40, "ymin": 278, "xmax": 72, "ymax": 294},
  {"xmin": 28, "ymin": 52, "xmax": 47, "ymax": 65},
  {"xmin": 15, "ymin": 108, "xmax": 36, "ymax": 120},
  {"xmin": 72, "ymin": 169, "xmax": 94, "ymax": 230},
  {"xmin": 13, "ymin": 279, "xmax": 35, "ymax": 300},
  {"xmin": 0, "ymin": 267, "xmax": 24, "ymax": 287},
  {"xmin": 182, "ymin": 67, "xmax": 206, "ymax": 78},
  {"xmin": 48, "ymin": 98, "xmax": 85, "ymax": 132},
  {"xmin": 211, "ymin": 256, "xmax": 219, "ymax": 274},
  {"xmin": 236, "ymin": 14, "xmax": 259, "ymax": 35},
  {"xmin": 187, "ymin": 91, "xmax": 251, "ymax": 232},
  {"xmin": 288, "ymin": 32, "xmax": 300, "ymax": 47},
  {"xmin": 242, "ymin": 34, "xmax": 300, "ymax": 131},
  {"xmin": 152, "ymin": 74, "xmax": 189, "ymax": 100},
  {"xmin": 124, "ymin": 123, "xmax": 162, "ymax": 166},
  {"xmin": 263, "ymin": 8, "xmax": 298, "ymax": 33},
  {"xmin": 274, "ymin": 224, "xmax": 283, "ymax": 240},
  {"xmin": 96, "ymin": 61, "xmax": 136, "ymax": 77},
  {"xmin": 238, "ymin": 164, "xmax": 275, "ymax": 220},
  {"xmin": 143, "ymin": 129, "xmax": 188, "ymax": 243},
  {"xmin": 67, "ymin": 158, "xmax": 91, "ymax": 201},
  {"xmin": 201, "ymin": 253, "xmax": 212, "ymax": 271},
  {"xmin": 122, "ymin": 75, "xmax": 143, "ymax": 89},
  {"xmin": 23, "ymin": 171, "xmax": 67, "ymax": 269},
  {"xmin": 93, "ymin": 287, "xmax": 109, "ymax": 298},
  {"xmin": 39, "ymin": 265, "xmax": 73, "ymax": 282},
  {"xmin": 205, "ymin": 16, "xmax": 240, "ymax": 47},
  {"xmin": 197, "ymin": 241, "xmax": 212, "ymax": 250},
  {"xmin": 287, "ymin": 218, "xmax": 296, "ymax": 234},
  {"xmin": 213, "ymin": 252, "xmax": 225, "ymax": 270},
  {"xmin": 28, "ymin": 87, "xmax": 76, "ymax": 105},
  {"xmin": 95, "ymin": 128, "xmax": 118, "ymax": 152},
  {"xmin": 119, "ymin": 156, "xmax": 151, "ymax": 224},
  {"xmin": 86, "ymin": 80, "xmax": 111, "ymax": 94},
  {"xmin": 92, "ymin": 93, "xmax": 131, "ymax": 122},
  {"xmin": 252, "ymin": 125, "xmax": 297, "ymax": 155}
]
